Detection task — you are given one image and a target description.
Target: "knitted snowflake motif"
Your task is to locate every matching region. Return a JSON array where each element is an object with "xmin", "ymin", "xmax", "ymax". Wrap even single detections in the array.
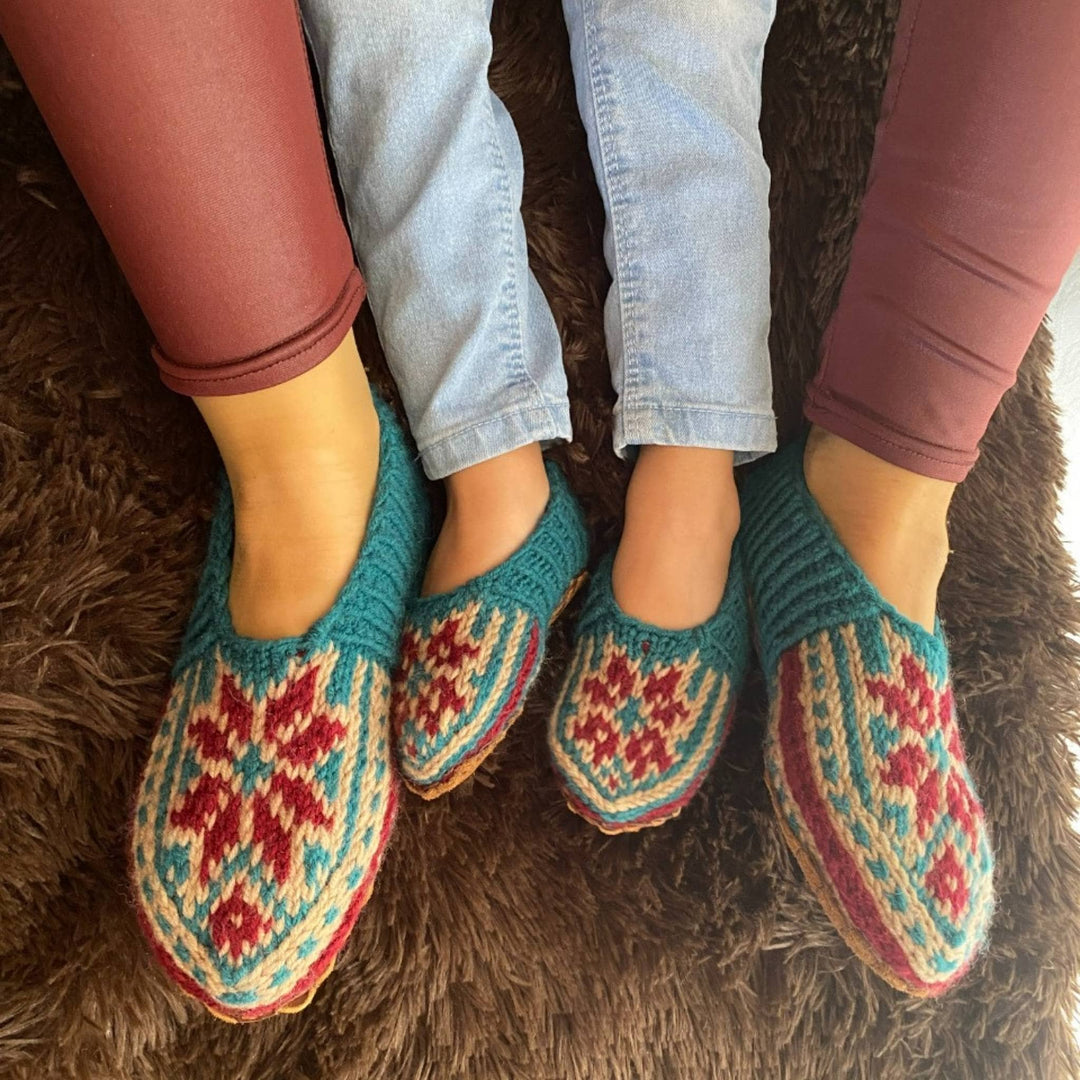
[
  {"xmin": 392, "ymin": 600, "xmax": 538, "ymax": 772},
  {"xmin": 766, "ymin": 618, "xmax": 993, "ymax": 989},
  {"xmin": 158, "ymin": 655, "xmax": 348, "ymax": 961},
  {"xmin": 864, "ymin": 648, "xmax": 984, "ymax": 920},
  {"xmin": 550, "ymin": 631, "xmax": 734, "ymax": 835},
  {"xmin": 569, "ymin": 645, "xmax": 700, "ymax": 789}
]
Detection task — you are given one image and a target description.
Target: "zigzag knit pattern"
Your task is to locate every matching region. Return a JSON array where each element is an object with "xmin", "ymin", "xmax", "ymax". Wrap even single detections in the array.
[
  {"xmin": 391, "ymin": 461, "xmax": 588, "ymax": 798},
  {"xmin": 130, "ymin": 396, "xmax": 428, "ymax": 1022},
  {"xmin": 548, "ymin": 551, "xmax": 750, "ymax": 833},
  {"xmin": 740, "ymin": 437, "xmax": 994, "ymax": 997}
]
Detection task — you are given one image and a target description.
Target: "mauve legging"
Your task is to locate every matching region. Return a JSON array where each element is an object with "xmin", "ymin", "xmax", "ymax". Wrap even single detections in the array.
[
  {"xmin": 805, "ymin": 1, "xmax": 1080, "ymax": 482},
  {"xmin": 0, "ymin": 0, "xmax": 363, "ymax": 396},
  {"xmin": 2, "ymin": 1, "xmax": 1079, "ymax": 481}
]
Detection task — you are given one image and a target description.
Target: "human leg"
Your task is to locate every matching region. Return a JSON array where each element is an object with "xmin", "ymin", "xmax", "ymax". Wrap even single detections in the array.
[
  {"xmin": 301, "ymin": 0, "xmax": 588, "ymax": 792},
  {"xmin": 803, "ymin": 0, "xmax": 1080, "ymax": 627},
  {"xmin": 562, "ymin": 0, "xmax": 777, "ymax": 628},
  {"xmin": 1, "ymin": 0, "xmax": 426, "ymax": 1018}
]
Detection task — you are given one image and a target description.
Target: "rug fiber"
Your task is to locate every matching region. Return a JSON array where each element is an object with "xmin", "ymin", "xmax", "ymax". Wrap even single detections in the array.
[{"xmin": 2, "ymin": 1, "xmax": 1080, "ymax": 1077}]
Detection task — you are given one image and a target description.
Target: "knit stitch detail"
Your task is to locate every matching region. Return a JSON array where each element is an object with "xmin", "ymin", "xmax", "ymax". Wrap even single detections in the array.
[
  {"xmin": 738, "ymin": 437, "xmax": 948, "ymax": 678},
  {"xmin": 392, "ymin": 461, "xmax": 588, "ymax": 797},
  {"xmin": 741, "ymin": 438, "xmax": 994, "ymax": 996},
  {"xmin": 131, "ymin": 396, "xmax": 428, "ymax": 1021},
  {"xmin": 548, "ymin": 550, "xmax": 750, "ymax": 833},
  {"xmin": 177, "ymin": 397, "xmax": 428, "ymax": 679}
]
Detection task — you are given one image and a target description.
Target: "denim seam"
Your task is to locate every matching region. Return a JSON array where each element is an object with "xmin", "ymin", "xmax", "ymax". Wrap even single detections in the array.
[
  {"xmin": 481, "ymin": 86, "xmax": 542, "ymax": 405},
  {"xmin": 579, "ymin": 0, "xmax": 642, "ymax": 441},
  {"xmin": 613, "ymin": 403, "xmax": 777, "ymax": 455},
  {"xmin": 617, "ymin": 401, "xmax": 775, "ymax": 418},
  {"xmin": 417, "ymin": 401, "xmax": 570, "ymax": 457}
]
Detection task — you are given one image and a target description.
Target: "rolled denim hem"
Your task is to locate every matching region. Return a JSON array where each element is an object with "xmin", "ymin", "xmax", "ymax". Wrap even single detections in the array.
[
  {"xmin": 614, "ymin": 403, "xmax": 777, "ymax": 466},
  {"xmin": 418, "ymin": 401, "xmax": 574, "ymax": 480}
]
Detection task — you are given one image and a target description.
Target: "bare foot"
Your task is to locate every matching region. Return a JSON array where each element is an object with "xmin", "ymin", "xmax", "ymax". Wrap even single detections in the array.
[
  {"xmin": 802, "ymin": 425, "xmax": 953, "ymax": 633},
  {"xmin": 195, "ymin": 332, "xmax": 380, "ymax": 640},
  {"xmin": 612, "ymin": 446, "xmax": 741, "ymax": 630},
  {"xmin": 422, "ymin": 443, "xmax": 550, "ymax": 596}
]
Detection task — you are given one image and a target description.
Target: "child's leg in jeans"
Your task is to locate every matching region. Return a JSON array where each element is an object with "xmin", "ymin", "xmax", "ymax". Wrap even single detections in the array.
[
  {"xmin": 803, "ymin": 0, "xmax": 1080, "ymax": 631},
  {"xmin": 302, "ymin": 0, "xmax": 573, "ymax": 593},
  {"xmin": 562, "ymin": 0, "xmax": 777, "ymax": 629},
  {"xmin": 0, "ymin": 0, "xmax": 379, "ymax": 641}
]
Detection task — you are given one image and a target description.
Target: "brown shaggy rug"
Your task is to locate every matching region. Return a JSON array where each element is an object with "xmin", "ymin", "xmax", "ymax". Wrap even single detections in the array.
[{"xmin": 2, "ymin": 2, "xmax": 1080, "ymax": 1078}]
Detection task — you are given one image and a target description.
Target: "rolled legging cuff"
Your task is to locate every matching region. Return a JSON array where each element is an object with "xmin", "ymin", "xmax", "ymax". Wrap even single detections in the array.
[
  {"xmin": 803, "ymin": 386, "xmax": 978, "ymax": 484},
  {"xmin": 155, "ymin": 269, "xmax": 365, "ymax": 397},
  {"xmin": 0, "ymin": 0, "xmax": 365, "ymax": 402}
]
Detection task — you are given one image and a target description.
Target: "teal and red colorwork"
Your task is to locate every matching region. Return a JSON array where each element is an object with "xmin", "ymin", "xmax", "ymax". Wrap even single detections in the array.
[
  {"xmin": 740, "ymin": 437, "xmax": 994, "ymax": 996},
  {"xmin": 392, "ymin": 461, "xmax": 588, "ymax": 798},
  {"xmin": 130, "ymin": 396, "xmax": 428, "ymax": 1022},
  {"xmin": 548, "ymin": 551, "xmax": 749, "ymax": 833}
]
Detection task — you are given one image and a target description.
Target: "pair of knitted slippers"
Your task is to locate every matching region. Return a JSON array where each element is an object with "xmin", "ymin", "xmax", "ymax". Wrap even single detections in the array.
[
  {"xmin": 130, "ymin": 400, "xmax": 590, "ymax": 1021},
  {"xmin": 131, "ymin": 414, "xmax": 992, "ymax": 1022},
  {"xmin": 548, "ymin": 439, "xmax": 994, "ymax": 996}
]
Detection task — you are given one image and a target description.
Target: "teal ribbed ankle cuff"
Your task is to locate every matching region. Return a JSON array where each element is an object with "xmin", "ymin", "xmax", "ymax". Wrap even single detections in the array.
[
  {"xmin": 738, "ymin": 436, "xmax": 947, "ymax": 678},
  {"xmin": 406, "ymin": 459, "xmax": 588, "ymax": 625}
]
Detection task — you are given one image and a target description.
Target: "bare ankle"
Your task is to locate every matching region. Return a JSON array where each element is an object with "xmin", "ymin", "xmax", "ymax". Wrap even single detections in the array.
[
  {"xmin": 626, "ymin": 445, "xmax": 740, "ymax": 539},
  {"xmin": 195, "ymin": 331, "xmax": 379, "ymax": 499},
  {"xmin": 443, "ymin": 443, "xmax": 549, "ymax": 521},
  {"xmin": 423, "ymin": 443, "xmax": 549, "ymax": 595},
  {"xmin": 804, "ymin": 425, "xmax": 954, "ymax": 629},
  {"xmin": 804, "ymin": 427, "xmax": 952, "ymax": 543},
  {"xmin": 191, "ymin": 331, "xmax": 383, "ymax": 638},
  {"xmin": 612, "ymin": 446, "xmax": 740, "ymax": 630}
]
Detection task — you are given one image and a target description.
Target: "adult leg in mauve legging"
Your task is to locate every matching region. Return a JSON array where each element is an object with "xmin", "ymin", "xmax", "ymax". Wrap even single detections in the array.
[
  {"xmin": 0, "ymin": 0, "xmax": 382, "ymax": 639},
  {"xmin": 801, "ymin": 0, "xmax": 1080, "ymax": 631}
]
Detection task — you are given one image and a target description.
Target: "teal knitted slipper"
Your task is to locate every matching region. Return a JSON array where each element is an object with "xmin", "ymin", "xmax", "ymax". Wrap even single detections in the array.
[
  {"xmin": 391, "ymin": 460, "xmax": 588, "ymax": 798},
  {"xmin": 548, "ymin": 550, "xmax": 750, "ymax": 833},
  {"xmin": 130, "ymin": 396, "xmax": 428, "ymax": 1022},
  {"xmin": 740, "ymin": 437, "xmax": 994, "ymax": 997}
]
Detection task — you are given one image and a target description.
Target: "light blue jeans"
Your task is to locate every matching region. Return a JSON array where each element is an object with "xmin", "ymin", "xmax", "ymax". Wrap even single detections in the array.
[{"xmin": 302, "ymin": 0, "xmax": 777, "ymax": 479}]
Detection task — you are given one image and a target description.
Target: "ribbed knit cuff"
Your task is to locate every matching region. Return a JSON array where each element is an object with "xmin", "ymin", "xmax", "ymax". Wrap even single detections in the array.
[
  {"xmin": 178, "ymin": 393, "xmax": 429, "ymax": 674},
  {"xmin": 407, "ymin": 459, "xmax": 589, "ymax": 625},
  {"xmin": 574, "ymin": 551, "xmax": 749, "ymax": 679},
  {"xmin": 507, "ymin": 461, "xmax": 590, "ymax": 617},
  {"xmin": 739, "ymin": 436, "xmax": 947, "ymax": 676}
]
